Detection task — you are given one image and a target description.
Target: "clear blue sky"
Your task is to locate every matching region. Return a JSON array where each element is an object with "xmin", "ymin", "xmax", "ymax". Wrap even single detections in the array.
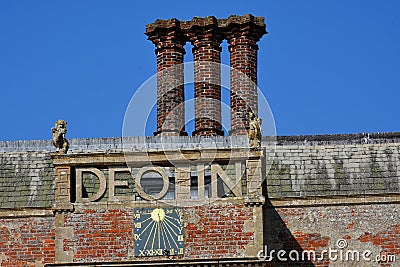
[{"xmin": 1, "ymin": 0, "xmax": 399, "ymax": 140}]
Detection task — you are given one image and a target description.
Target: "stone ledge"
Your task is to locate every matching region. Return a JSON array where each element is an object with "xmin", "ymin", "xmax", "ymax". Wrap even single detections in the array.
[
  {"xmin": 0, "ymin": 208, "xmax": 54, "ymax": 218},
  {"xmin": 2, "ymin": 132, "xmax": 400, "ymax": 153},
  {"xmin": 71, "ymin": 197, "xmax": 253, "ymax": 211},
  {"xmin": 268, "ymin": 193, "xmax": 400, "ymax": 207},
  {"xmin": 51, "ymin": 148, "xmax": 262, "ymax": 166},
  {"xmin": 0, "ymin": 136, "xmax": 250, "ymax": 152}
]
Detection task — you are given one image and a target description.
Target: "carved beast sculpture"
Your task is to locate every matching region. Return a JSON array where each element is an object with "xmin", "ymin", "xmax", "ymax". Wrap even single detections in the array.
[
  {"xmin": 52, "ymin": 119, "xmax": 69, "ymax": 154},
  {"xmin": 248, "ymin": 112, "xmax": 262, "ymax": 149}
]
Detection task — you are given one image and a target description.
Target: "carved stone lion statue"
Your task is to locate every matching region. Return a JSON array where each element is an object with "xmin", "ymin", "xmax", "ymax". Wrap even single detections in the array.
[
  {"xmin": 52, "ymin": 120, "xmax": 69, "ymax": 154},
  {"xmin": 248, "ymin": 111, "xmax": 262, "ymax": 149}
]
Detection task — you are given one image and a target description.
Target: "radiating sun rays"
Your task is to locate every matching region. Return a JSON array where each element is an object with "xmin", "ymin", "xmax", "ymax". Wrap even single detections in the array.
[{"xmin": 134, "ymin": 208, "xmax": 184, "ymax": 256}]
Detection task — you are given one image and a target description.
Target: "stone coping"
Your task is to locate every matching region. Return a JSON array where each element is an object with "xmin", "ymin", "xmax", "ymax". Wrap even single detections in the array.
[
  {"xmin": 268, "ymin": 193, "xmax": 400, "ymax": 208},
  {"xmin": 0, "ymin": 136, "xmax": 248, "ymax": 153},
  {"xmin": 145, "ymin": 14, "xmax": 266, "ymax": 35},
  {"xmin": 1, "ymin": 132, "xmax": 399, "ymax": 152}
]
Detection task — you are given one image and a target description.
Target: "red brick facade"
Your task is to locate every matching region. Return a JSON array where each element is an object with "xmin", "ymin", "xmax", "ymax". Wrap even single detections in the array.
[
  {"xmin": 264, "ymin": 203, "xmax": 400, "ymax": 266},
  {"xmin": 63, "ymin": 209, "xmax": 133, "ymax": 262},
  {"xmin": 58, "ymin": 204, "xmax": 256, "ymax": 262},
  {"xmin": 0, "ymin": 217, "xmax": 55, "ymax": 267},
  {"xmin": 184, "ymin": 204, "xmax": 255, "ymax": 257},
  {"xmin": 1, "ymin": 202, "xmax": 399, "ymax": 266}
]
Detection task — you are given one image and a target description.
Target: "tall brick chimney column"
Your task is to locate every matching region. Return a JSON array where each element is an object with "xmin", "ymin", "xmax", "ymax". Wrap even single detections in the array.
[
  {"xmin": 225, "ymin": 15, "xmax": 267, "ymax": 135},
  {"xmin": 146, "ymin": 15, "xmax": 266, "ymax": 136},
  {"xmin": 146, "ymin": 19, "xmax": 187, "ymax": 136},
  {"xmin": 188, "ymin": 17, "xmax": 224, "ymax": 136}
]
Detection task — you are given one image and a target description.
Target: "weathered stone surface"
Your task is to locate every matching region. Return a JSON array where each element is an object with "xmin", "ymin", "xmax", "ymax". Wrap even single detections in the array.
[
  {"xmin": 266, "ymin": 143, "xmax": 400, "ymax": 198},
  {"xmin": 0, "ymin": 151, "xmax": 55, "ymax": 208},
  {"xmin": 1, "ymin": 134, "xmax": 400, "ymax": 209}
]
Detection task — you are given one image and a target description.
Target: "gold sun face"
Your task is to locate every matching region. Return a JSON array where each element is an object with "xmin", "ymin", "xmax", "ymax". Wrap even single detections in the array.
[{"xmin": 151, "ymin": 208, "xmax": 165, "ymax": 222}]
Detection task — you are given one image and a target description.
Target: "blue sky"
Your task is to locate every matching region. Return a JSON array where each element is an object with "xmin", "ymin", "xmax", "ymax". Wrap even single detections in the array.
[{"xmin": 0, "ymin": 0, "xmax": 399, "ymax": 140}]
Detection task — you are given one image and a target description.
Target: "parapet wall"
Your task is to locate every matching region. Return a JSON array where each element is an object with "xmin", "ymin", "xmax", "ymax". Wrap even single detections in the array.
[{"xmin": 1, "ymin": 133, "xmax": 399, "ymax": 209}]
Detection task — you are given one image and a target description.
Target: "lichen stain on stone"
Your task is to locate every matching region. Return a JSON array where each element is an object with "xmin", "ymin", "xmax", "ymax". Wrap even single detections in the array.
[
  {"xmin": 27, "ymin": 169, "xmax": 42, "ymax": 206},
  {"xmin": 186, "ymin": 209, "xmax": 200, "ymax": 225}
]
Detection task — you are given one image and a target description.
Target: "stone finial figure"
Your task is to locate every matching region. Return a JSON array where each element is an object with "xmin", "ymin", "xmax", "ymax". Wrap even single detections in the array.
[
  {"xmin": 52, "ymin": 120, "xmax": 69, "ymax": 154},
  {"xmin": 248, "ymin": 111, "xmax": 262, "ymax": 149}
]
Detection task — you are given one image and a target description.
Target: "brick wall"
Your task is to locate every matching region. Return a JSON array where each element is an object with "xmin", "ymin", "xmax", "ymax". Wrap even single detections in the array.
[
  {"xmin": 0, "ymin": 217, "xmax": 55, "ymax": 267},
  {"xmin": 60, "ymin": 204, "xmax": 257, "ymax": 262},
  {"xmin": 185, "ymin": 204, "xmax": 255, "ymax": 258},
  {"xmin": 63, "ymin": 209, "xmax": 133, "ymax": 262},
  {"xmin": 264, "ymin": 202, "xmax": 400, "ymax": 266}
]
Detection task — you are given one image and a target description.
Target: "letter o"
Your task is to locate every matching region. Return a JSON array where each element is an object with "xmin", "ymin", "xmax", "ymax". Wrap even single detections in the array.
[{"xmin": 135, "ymin": 166, "xmax": 169, "ymax": 200}]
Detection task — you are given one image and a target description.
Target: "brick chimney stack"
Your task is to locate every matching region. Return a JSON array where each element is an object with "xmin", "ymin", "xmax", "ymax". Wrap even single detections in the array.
[
  {"xmin": 187, "ymin": 17, "xmax": 224, "ymax": 136},
  {"xmin": 146, "ymin": 15, "xmax": 267, "ymax": 137},
  {"xmin": 146, "ymin": 19, "xmax": 187, "ymax": 136},
  {"xmin": 225, "ymin": 15, "xmax": 266, "ymax": 135}
]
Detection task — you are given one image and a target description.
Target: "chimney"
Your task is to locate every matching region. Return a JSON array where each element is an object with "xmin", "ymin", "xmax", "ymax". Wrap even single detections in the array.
[
  {"xmin": 188, "ymin": 16, "xmax": 224, "ymax": 136},
  {"xmin": 146, "ymin": 19, "xmax": 187, "ymax": 136},
  {"xmin": 146, "ymin": 15, "xmax": 267, "ymax": 136},
  {"xmin": 225, "ymin": 15, "xmax": 267, "ymax": 135}
]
